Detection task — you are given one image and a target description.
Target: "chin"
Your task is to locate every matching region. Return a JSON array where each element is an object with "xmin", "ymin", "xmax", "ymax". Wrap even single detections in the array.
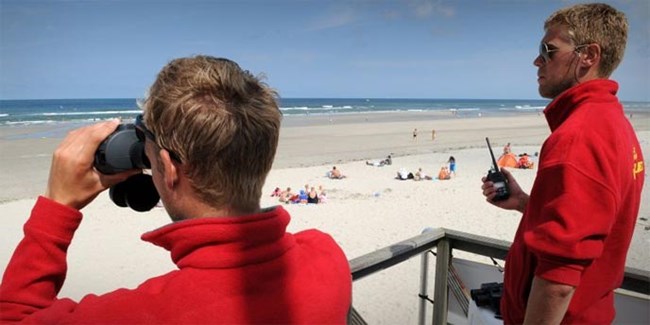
[{"xmin": 538, "ymin": 87, "xmax": 553, "ymax": 99}]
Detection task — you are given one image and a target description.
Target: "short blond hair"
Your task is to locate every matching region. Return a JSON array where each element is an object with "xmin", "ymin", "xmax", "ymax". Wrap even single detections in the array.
[
  {"xmin": 143, "ymin": 56, "xmax": 281, "ymax": 213},
  {"xmin": 545, "ymin": 3, "xmax": 628, "ymax": 77}
]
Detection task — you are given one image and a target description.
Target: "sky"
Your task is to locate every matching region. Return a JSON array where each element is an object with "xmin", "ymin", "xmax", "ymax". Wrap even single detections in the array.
[{"xmin": 1, "ymin": 0, "xmax": 648, "ymax": 101}]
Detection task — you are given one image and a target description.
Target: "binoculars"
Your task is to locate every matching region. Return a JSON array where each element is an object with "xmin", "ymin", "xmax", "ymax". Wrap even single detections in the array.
[{"xmin": 94, "ymin": 123, "xmax": 160, "ymax": 212}]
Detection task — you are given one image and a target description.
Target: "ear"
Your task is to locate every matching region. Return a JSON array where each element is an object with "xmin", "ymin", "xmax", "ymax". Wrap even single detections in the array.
[
  {"xmin": 159, "ymin": 148, "xmax": 179, "ymax": 190},
  {"xmin": 579, "ymin": 43, "xmax": 601, "ymax": 69}
]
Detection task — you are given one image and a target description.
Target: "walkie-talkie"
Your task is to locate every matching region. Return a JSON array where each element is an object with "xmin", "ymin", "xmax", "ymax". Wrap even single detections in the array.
[{"xmin": 486, "ymin": 137, "xmax": 510, "ymax": 201}]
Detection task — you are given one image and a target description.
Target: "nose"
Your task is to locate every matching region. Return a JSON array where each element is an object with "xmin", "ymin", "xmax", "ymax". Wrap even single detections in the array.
[{"xmin": 533, "ymin": 55, "xmax": 544, "ymax": 67}]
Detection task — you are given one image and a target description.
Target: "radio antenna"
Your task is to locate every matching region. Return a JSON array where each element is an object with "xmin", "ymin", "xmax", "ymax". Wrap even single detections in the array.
[{"xmin": 486, "ymin": 137, "xmax": 499, "ymax": 171}]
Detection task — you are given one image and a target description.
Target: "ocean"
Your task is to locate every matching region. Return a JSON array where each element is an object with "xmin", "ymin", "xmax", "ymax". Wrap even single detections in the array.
[{"xmin": 1, "ymin": 98, "xmax": 648, "ymax": 126}]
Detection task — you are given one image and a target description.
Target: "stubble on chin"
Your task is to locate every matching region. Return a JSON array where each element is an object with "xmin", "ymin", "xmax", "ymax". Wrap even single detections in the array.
[{"xmin": 539, "ymin": 80, "xmax": 574, "ymax": 99}]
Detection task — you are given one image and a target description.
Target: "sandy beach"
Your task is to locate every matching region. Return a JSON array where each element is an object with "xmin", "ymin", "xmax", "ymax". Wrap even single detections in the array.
[{"xmin": 1, "ymin": 112, "xmax": 648, "ymax": 324}]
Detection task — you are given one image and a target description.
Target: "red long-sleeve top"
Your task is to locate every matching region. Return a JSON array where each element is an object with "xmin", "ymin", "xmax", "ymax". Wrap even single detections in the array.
[
  {"xmin": 501, "ymin": 79, "xmax": 645, "ymax": 324},
  {"xmin": 0, "ymin": 197, "xmax": 352, "ymax": 324}
]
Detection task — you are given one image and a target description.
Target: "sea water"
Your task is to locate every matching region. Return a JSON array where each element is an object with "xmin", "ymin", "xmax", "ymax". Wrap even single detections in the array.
[{"xmin": 1, "ymin": 98, "xmax": 648, "ymax": 126}]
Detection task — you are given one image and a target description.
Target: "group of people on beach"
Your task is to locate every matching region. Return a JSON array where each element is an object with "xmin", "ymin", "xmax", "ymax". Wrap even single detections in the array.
[
  {"xmin": 412, "ymin": 128, "xmax": 437, "ymax": 142},
  {"xmin": 498, "ymin": 142, "xmax": 536, "ymax": 169},
  {"xmin": 396, "ymin": 156, "xmax": 457, "ymax": 181},
  {"xmin": 272, "ymin": 184, "xmax": 327, "ymax": 204}
]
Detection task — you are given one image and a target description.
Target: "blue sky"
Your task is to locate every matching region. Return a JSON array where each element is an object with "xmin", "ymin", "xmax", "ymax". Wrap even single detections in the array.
[{"xmin": 1, "ymin": 0, "xmax": 648, "ymax": 101}]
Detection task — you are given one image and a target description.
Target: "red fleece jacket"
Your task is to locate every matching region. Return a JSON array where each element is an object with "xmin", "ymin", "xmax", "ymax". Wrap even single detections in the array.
[
  {"xmin": 501, "ymin": 80, "xmax": 645, "ymax": 324},
  {"xmin": 0, "ymin": 197, "xmax": 352, "ymax": 324}
]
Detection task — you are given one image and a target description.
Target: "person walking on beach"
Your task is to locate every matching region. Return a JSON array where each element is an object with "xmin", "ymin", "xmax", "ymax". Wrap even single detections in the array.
[
  {"xmin": 0, "ymin": 56, "xmax": 352, "ymax": 323},
  {"xmin": 481, "ymin": 4, "xmax": 644, "ymax": 324},
  {"xmin": 412, "ymin": 128, "xmax": 418, "ymax": 142},
  {"xmin": 431, "ymin": 128, "xmax": 436, "ymax": 141}
]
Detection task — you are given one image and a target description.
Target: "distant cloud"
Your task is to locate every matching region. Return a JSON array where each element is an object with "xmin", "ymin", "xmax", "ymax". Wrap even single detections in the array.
[
  {"xmin": 382, "ymin": 9, "xmax": 402, "ymax": 20},
  {"xmin": 308, "ymin": 7, "xmax": 358, "ymax": 31},
  {"xmin": 350, "ymin": 58, "xmax": 463, "ymax": 69},
  {"xmin": 407, "ymin": 0, "xmax": 455, "ymax": 19},
  {"xmin": 307, "ymin": 1, "xmax": 454, "ymax": 32}
]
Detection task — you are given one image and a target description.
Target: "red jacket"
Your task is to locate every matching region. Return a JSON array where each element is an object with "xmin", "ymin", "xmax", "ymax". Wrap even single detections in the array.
[
  {"xmin": 0, "ymin": 197, "xmax": 352, "ymax": 324},
  {"xmin": 501, "ymin": 80, "xmax": 645, "ymax": 324}
]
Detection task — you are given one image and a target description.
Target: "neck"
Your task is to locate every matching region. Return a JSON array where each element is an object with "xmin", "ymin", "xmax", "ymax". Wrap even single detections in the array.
[{"xmin": 164, "ymin": 183, "xmax": 259, "ymax": 221}]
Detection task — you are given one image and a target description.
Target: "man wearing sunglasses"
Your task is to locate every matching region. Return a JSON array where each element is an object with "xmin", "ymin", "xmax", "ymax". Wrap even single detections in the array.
[
  {"xmin": 481, "ymin": 3, "xmax": 644, "ymax": 324},
  {"xmin": 0, "ymin": 56, "xmax": 352, "ymax": 323}
]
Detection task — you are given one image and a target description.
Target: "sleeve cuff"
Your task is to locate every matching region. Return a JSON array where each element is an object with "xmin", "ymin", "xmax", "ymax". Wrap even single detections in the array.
[
  {"xmin": 25, "ymin": 196, "xmax": 83, "ymax": 241},
  {"xmin": 535, "ymin": 255, "xmax": 585, "ymax": 287}
]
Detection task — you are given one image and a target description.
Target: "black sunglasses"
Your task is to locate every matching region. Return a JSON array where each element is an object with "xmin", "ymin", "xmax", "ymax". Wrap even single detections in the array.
[{"xmin": 135, "ymin": 114, "xmax": 182, "ymax": 163}]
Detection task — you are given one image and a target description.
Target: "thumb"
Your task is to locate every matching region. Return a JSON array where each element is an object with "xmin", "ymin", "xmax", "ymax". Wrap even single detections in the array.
[
  {"xmin": 99, "ymin": 169, "xmax": 143, "ymax": 189},
  {"xmin": 500, "ymin": 168, "xmax": 514, "ymax": 182}
]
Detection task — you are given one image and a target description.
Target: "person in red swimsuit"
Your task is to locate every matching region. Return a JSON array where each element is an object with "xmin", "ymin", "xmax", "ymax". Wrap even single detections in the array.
[
  {"xmin": 481, "ymin": 3, "xmax": 644, "ymax": 324},
  {"xmin": 0, "ymin": 56, "xmax": 352, "ymax": 324}
]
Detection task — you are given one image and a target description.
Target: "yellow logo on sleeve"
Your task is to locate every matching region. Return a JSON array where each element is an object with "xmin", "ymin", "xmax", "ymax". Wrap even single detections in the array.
[{"xmin": 633, "ymin": 147, "xmax": 644, "ymax": 180}]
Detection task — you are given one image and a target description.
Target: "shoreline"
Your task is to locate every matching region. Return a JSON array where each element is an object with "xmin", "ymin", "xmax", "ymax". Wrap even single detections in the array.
[{"xmin": 1, "ymin": 111, "xmax": 648, "ymax": 202}]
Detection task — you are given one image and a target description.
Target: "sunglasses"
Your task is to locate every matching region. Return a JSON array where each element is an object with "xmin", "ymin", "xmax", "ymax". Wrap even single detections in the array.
[
  {"xmin": 134, "ymin": 114, "xmax": 182, "ymax": 163},
  {"xmin": 539, "ymin": 42, "xmax": 589, "ymax": 63}
]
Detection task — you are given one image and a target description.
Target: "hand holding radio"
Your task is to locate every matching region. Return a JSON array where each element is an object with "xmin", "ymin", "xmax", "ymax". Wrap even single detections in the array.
[
  {"xmin": 482, "ymin": 138, "xmax": 529, "ymax": 212},
  {"xmin": 485, "ymin": 137, "xmax": 510, "ymax": 201}
]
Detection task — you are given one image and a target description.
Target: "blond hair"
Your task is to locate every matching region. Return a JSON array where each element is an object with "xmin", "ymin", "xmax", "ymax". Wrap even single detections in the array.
[
  {"xmin": 143, "ymin": 56, "xmax": 281, "ymax": 213},
  {"xmin": 545, "ymin": 3, "xmax": 628, "ymax": 77}
]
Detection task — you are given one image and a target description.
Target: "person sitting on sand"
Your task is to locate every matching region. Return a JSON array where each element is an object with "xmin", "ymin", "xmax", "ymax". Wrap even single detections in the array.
[
  {"xmin": 414, "ymin": 168, "xmax": 433, "ymax": 181},
  {"xmin": 318, "ymin": 190, "xmax": 328, "ymax": 203},
  {"xmin": 307, "ymin": 187, "xmax": 319, "ymax": 204},
  {"xmin": 438, "ymin": 166, "xmax": 451, "ymax": 180},
  {"xmin": 298, "ymin": 189, "xmax": 308, "ymax": 204},
  {"xmin": 384, "ymin": 155, "xmax": 392, "ymax": 165},
  {"xmin": 279, "ymin": 187, "xmax": 294, "ymax": 203},
  {"xmin": 270, "ymin": 187, "xmax": 281, "ymax": 197},
  {"xmin": 328, "ymin": 166, "xmax": 346, "ymax": 179}
]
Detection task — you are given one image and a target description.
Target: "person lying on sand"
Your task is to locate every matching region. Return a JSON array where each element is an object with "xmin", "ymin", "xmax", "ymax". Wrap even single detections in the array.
[
  {"xmin": 516, "ymin": 153, "xmax": 534, "ymax": 169},
  {"xmin": 366, "ymin": 155, "xmax": 392, "ymax": 167}
]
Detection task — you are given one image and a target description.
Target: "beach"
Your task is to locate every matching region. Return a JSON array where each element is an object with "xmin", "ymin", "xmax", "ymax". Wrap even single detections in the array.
[{"xmin": 1, "ymin": 112, "xmax": 649, "ymax": 324}]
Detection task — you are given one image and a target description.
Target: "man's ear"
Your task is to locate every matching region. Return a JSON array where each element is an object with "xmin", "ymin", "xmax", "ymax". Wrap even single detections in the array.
[
  {"xmin": 579, "ymin": 43, "xmax": 601, "ymax": 69},
  {"xmin": 159, "ymin": 148, "xmax": 179, "ymax": 190}
]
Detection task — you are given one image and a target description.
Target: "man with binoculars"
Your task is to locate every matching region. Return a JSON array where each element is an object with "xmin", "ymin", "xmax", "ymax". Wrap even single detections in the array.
[{"xmin": 0, "ymin": 56, "xmax": 352, "ymax": 323}]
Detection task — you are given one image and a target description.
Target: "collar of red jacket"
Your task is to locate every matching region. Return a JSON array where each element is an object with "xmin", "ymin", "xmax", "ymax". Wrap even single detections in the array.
[
  {"xmin": 141, "ymin": 206, "xmax": 296, "ymax": 269},
  {"xmin": 543, "ymin": 79, "xmax": 620, "ymax": 132}
]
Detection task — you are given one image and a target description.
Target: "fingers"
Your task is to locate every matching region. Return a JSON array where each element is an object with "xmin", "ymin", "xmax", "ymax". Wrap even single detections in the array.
[
  {"xmin": 500, "ymin": 167, "xmax": 516, "ymax": 183},
  {"xmin": 70, "ymin": 120, "xmax": 121, "ymax": 163},
  {"xmin": 45, "ymin": 120, "xmax": 124, "ymax": 210}
]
